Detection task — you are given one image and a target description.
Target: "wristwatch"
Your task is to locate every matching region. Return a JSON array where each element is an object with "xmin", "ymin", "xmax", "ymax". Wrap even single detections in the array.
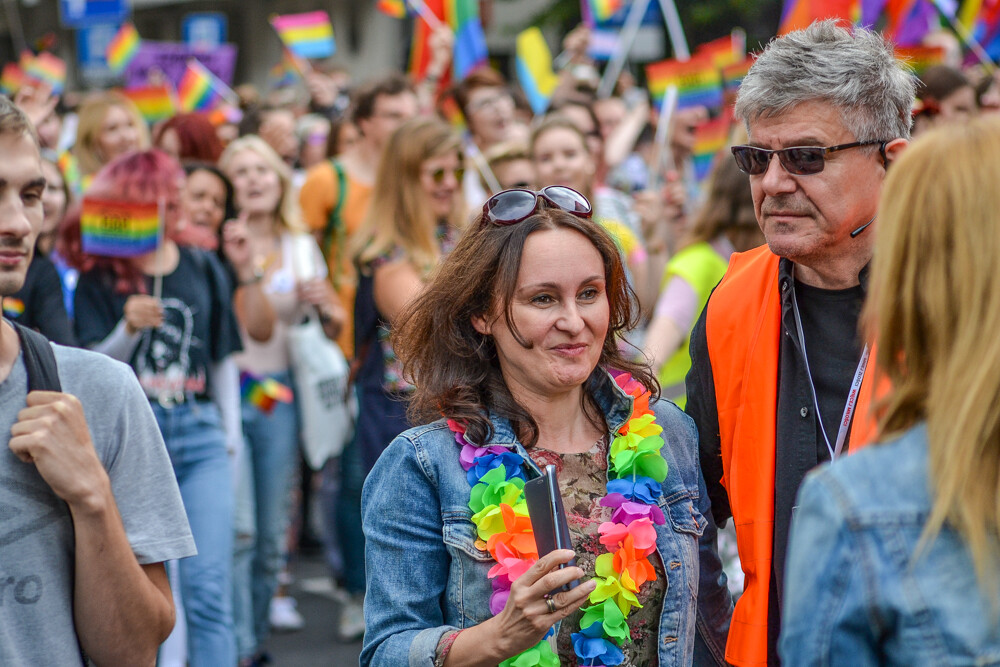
[{"xmin": 239, "ymin": 267, "xmax": 264, "ymax": 286}]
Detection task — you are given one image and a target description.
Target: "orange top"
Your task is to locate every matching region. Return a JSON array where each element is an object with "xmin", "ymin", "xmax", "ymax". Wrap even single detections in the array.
[
  {"xmin": 704, "ymin": 245, "xmax": 881, "ymax": 666},
  {"xmin": 299, "ymin": 160, "xmax": 374, "ymax": 357}
]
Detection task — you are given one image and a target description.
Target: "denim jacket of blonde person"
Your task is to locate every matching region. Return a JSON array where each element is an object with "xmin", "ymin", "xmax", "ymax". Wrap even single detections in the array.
[
  {"xmin": 781, "ymin": 423, "xmax": 1000, "ymax": 665},
  {"xmin": 360, "ymin": 368, "xmax": 733, "ymax": 667}
]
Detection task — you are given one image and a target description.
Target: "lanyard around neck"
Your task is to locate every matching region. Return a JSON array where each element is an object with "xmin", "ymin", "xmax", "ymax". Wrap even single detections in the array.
[{"xmin": 790, "ymin": 278, "xmax": 870, "ymax": 461}]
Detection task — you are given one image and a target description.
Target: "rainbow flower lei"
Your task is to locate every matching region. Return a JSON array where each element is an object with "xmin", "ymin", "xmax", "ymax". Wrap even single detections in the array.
[{"xmin": 447, "ymin": 372, "xmax": 668, "ymax": 667}]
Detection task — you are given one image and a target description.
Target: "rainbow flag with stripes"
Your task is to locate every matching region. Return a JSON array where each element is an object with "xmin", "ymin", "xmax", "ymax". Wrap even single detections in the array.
[
  {"xmin": 270, "ymin": 11, "xmax": 336, "ymax": 60},
  {"xmin": 438, "ymin": 94, "xmax": 467, "ymax": 130},
  {"xmin": 894, "ymin": 44, "xmax": 946, "ymax": 74},
  {"xmin": 121, "ymin": 84, "xmax": 177, "ymax": 124},
  {"xmin": 515, "ymin": 27, "xmax": 559, "ymax": 115},
  {"xmin": 81, "ymin": 198, "xmax": 160, "ymax": 258},
  {"xmin": 2, "ymin": 297, "xmax": 25, "ymax": 319},
  {"xmin": 0, "ymin": 63, "xmax": 26, "ymax": 96},
  {"xmin": 377, "ymin": 0, "xmax": 412, "ymax": 18},
  {"xmin": 646, "ymin": 56, "xmax": 724, "ymax": 112},
  {"xmin": 692, "ymin": 109, "xmax": 734, "ymax": 182},
  {"xmin": 779, "ymin": 0, "xmax": 861, "ymax": 34},
  {"xmin": 106, "ymin": 23, "xmax": 141, "ymax": 74},
  {"xmin": 445, "ymin": 0, "xmax": 488, "ymax": 80},
  {"xmin": 722, "ymin": 57, "xmax": 754, "ymax": 93},
  {"xmin": 240, "ymin": 372, "xmax": 294, "ymax": 414},
  {"xmin": 24, "ymin": 52, "xmax": 66, "ymax": 95},
  {"xmin": 177, "ymin": 60, "xmax": 231, "ymax": 113},
  {"xmin": 585, "ymin": 0, "xmax": 625, "ymax": 22},
  {"xmin": 57, "ymin": 151, "xmax": 82, "ymax": 197},
  {"xmin": 696, "ymin": 35, "xmax": 743, "ymax": 68}
]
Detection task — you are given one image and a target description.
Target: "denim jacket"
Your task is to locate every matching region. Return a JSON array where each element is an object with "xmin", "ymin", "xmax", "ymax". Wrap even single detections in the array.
[
  {"xmin": 781, "ymin": 423, "xmax": 1000, "ymax": 666},
  {"xmin": 360, "ymin": 369, "xmax": 733, "ymax": 667}
]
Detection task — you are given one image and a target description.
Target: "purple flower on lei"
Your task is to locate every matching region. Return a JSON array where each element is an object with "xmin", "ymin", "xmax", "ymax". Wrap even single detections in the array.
[
  {"xmin": 459, "ymin": 443, "xmax": 511, "ymax": 472},
  {"xmin": 600, "ymin": 493, "xmax": 666, "ymax": 525}
]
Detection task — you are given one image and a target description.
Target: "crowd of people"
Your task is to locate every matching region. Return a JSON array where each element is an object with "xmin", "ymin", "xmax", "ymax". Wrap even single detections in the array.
[{"xmin": 1, "ymin": 13, "xmax": 999, "ymax": 667}]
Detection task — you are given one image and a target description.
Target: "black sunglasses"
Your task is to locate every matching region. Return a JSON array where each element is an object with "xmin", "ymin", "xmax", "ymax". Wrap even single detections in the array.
[
  {"xmin": 731, "ymin": 140, "xmax": 888, "ymax": 176},
  {"xmin": 482, "ymin": 186, "xmax": 593, "ymax": 226}
]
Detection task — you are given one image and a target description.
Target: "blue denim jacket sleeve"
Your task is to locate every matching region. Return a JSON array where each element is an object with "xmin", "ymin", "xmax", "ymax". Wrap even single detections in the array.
[
  {"xmin": 779, "ymin": 470, "xmax": 881, "ymax": 667},
  {"xmin": 360, "ymin": 433, "xmax": 457, "ymax": 667}
]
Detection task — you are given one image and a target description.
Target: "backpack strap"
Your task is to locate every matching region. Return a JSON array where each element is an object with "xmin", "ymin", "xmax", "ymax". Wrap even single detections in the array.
[
  {"xmin": 322, "ymin": 160, "xmax": 349, "ymax": 289},
  {"xmin": 12, "ymin": 320, "xmax": 61, "ymax": 392}
]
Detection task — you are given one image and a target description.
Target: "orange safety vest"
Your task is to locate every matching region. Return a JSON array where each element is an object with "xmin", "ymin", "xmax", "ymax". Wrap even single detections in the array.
[{"xmin": 704, "ymin": 246, "xmax": 881, "ymax": 666}]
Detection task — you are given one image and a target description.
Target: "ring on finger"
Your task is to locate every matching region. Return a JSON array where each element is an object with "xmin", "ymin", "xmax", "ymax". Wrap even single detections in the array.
[{"xmin": 545, "ymin": 595, "xmax": 557, "ymax": 614}]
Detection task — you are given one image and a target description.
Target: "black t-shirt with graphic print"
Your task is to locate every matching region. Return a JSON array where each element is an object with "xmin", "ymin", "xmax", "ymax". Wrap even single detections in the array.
[{"xmin": 74, "ymin": 246, "xmax": 242, "ymax": 403}]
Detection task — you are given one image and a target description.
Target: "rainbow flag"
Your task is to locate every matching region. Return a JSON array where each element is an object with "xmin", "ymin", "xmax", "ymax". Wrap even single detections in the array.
[
  {"xmin": 445, "ymin": 0, "xmax": 489, "ymax": 80},
  {"xmin": 0, "ymin": 63, "xmax": 26, "ymax": 96},
  {"xmin": 2, "ymin": 297, "xmax": 25, "ymax": 319},
  {"xmin": 515, "ymin": 28, "xmax": 559, "ymax": 115},
  {"xmin": 121, "ymin": 84, "xmax": 177, "ymax": 124},
  {"xmin": 177, "ymin": 60, "xmax": 231, "ymax": 112},
  {"xmin": 81, "ymin": 198, "xmax": 160, "ymax": 258},
  {"xmin": 240, "ymin": 372, "xmax": 294, "ymax": 414},
  {"xmin": 57, "ymin": 151, "xmax": 82, "ymax": 197},
  {"xmin": 779, "ymin": 0, "xmax": 861, "ymax": 34},
  {"xmin": 270, "ymin": 11, "xmax": 336, "ymax": 60},
  {"xmin": 377, "ymin": 0, "xmax": 412, "ymax": 18},
  {"xmin": 696, "ymin": 35, "xmax": 743, "ymax": 68},
  {"xmin": 692, "ymin": 110, "xmax": 734, "ymax": 182},
  {"xmin": 586, "ymin": 0, "xmax": 625, "ymax": 22},
  {"xmin": 722, "ymin": 57, "xmax": 754, "ymax": 93},
  {"xmin": 409, "ymin": 0, "xmax": 443, "ymax": 80},
  {"xmin": 894, "ymin": 44, "xmax": 946, "ymax": 73},
  {"xmin": 106, "ymin": 23, "xmax": 141, "ymax": 74},
  {"xmin": 438, "ymin": 94, "xmax": 467, "ymax": 130},
  {"xmin": 646, "ymin": 56, "xmax": 724, "ymax": 112},
  {"xmin": 24, "ymin": 52, "xmax": 66, "ymax": 95},
  {"xmin": 588, "ymin": 28, "xmax": 619, "ymax": 60}
]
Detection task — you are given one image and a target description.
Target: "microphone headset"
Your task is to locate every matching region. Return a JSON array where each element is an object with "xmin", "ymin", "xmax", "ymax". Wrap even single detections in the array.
[{"xmin": 850, "ymin": 216, "xmax": 875, "ymax": 238}]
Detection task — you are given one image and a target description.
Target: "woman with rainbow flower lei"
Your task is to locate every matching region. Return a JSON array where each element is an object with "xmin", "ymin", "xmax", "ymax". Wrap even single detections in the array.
[{"xmin": 360, "ymin": 186, "xmax": 732, "ymax": 666}]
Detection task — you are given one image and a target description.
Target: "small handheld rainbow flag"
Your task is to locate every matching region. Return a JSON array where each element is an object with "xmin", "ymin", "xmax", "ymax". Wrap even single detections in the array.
[
  {"xmin": 695, "ymin": 34, "xmax": 744, "ymax": 68},
  {"xmin": 515, "ymin": 27, "xmax": 560, "ymax": 115},
  {"xmin": 106, "ymin": 23, "xmax": 142, "ymax": 74},
  {"xmin": 377, "ymin": 0, "xmax": 412, "ymax": 18},
  {"xmin": 446, "ymin": 0, "xmax": 489, "ymax": 80},
  {"xmin": 585, "ymin": 0, "xmax": 625, "ymax": 22},
  {"xmin": 0, "ymin": 63, "xmax": 26, "ymax": 96},
  {"xmin": 177, "ymin": 60, "xmax": 234, "ymax": 113},
  {"xmin": 81, "ymin": 198, "xmax": 161, "ymax": 258},
  {"xmin": 121, "ymin": 84, "xmax": 177, "ymax": 125},
  {"xmin": 24, "ymin": 52, "xmax": 66, "ymax": 95},
  {"xmin": 270, "ymin": 11, "xmax": 336, "ymax": 60},
  {"xmin": 721, "ymin": 57, "xmax": 754, "ymax": 93},
  {"xmin": 2, "ymin": 297, "xmax": 25, "ymax": 319},
  {"xmin": 894, "ymin": 45, "xmax": 946, "ymax": 75},
  {"xmin": 646, "ymin": 56, "xmax": 724, "ymax": 112},
  {"xmin": 692, "ymin": 109, "xmax": 734, "ymax": 182},
  {"xmin": 240, "ymin": 372, "xmax": 294, "ymax": 414}
]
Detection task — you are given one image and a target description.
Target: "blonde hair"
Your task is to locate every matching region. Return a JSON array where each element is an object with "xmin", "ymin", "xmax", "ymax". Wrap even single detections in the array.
[
  {"xmin": 218, "ymin": 135, "xmax": 305, "ymax": 232},
  {"xmin": 74, "ymin": 92, "xmax": 150, "ymax": 177},
  {"xmin": 352, "ymin": 116, "xmax": 464, "ymax": 273},
  {"xmin": 867, "ymin": 115, "xmax": 1000, "ymax": 601}
]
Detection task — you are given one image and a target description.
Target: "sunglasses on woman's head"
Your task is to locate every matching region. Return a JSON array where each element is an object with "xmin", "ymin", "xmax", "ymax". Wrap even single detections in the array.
[
  {"xmin": 731, "ymin": 140, "xmax": 888, "ymax": 176},
  {"xmin": 482, "ymin": 186, "xmax": 593, "ymax": 226}
]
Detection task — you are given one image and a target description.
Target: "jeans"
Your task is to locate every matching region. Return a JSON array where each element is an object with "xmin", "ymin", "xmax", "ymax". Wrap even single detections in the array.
[
  {"xmin": 152, "ymin": 401, "xmax": 236, "ymax": 667},
  {"xmin": 233, "ymin": 371, "xmax": 300, "ymax": 659}
]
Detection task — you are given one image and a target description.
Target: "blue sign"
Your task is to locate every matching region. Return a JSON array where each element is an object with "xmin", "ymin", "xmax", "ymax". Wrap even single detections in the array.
[
  {"xmin": 182, "ymin": 13, "xmax": 228, "ymax": 51},
  {"xmin": 76, "ymin": 22, "xmax": 117, "ymax": 81},
  {"xmin": 60, "ymin": 0, "xmax": 129, "ymax": 29}
]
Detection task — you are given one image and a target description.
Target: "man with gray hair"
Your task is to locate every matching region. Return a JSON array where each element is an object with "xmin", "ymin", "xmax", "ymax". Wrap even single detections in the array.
[
  {"xmin": 685, "ymin": 21, "xmax": 915, "ymax": 666},
  {"xmin": 0, "ymin": 95, "xmax": 196, "ymax": 664}
]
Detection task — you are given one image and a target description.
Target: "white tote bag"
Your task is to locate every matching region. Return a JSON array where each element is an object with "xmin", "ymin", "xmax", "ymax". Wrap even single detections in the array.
[{"xmin": 287, "ymin": 314, "xmax": 353, "ymax": 469}]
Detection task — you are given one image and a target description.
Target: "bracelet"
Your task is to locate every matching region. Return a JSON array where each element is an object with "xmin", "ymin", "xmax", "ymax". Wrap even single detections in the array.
[
  {"xmin": 238, "ymin": 267, "xmax": 264, "ymax": 286},
  {"xmin": 433, "ymin": 629, "xmax": 462, "ymax": 667}
]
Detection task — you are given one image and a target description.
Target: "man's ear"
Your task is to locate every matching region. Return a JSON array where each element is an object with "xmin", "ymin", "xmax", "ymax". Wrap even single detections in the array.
[
  {"xmin": 471, "ymin": 313, "xmax": 491, "ymax": 336},
  {"xmin": 882, "ymin": 137, "xmax": 909, "ymax": 167}
]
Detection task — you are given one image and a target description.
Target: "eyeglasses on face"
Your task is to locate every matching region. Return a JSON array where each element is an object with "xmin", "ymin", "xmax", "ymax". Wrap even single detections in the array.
[
  {"xmin": 424, "ymin": 166, "xmax": 465, "ymax": 185},
  {"xmin": 481, "ymin": 186, "xmax": 592, "ymax": 226},
  {"xmin": 731, "ymin": 140, "xmax": 888, "ymax": 176}
]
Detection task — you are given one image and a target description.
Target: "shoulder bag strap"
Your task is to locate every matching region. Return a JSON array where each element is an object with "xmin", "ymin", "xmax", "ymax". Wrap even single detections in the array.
[
  {"xmin": 13, "ymin": 321, "xmax": 61, "ymax": 392},
  {"xmin": 322, "ymin": 160, "xmax": 349, "ymax": 288}
]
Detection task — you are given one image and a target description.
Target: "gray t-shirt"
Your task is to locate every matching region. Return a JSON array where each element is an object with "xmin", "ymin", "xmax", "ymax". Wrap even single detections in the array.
[{"xmin": 0, "ymin": 343, "xmax": 195, "ymax": 665}]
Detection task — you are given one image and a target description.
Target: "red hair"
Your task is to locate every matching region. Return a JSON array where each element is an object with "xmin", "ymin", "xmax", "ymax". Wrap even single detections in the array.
[
  {"xmin": 59, "ymin": 149, "xmax": 185, "ymax": 294},
  {"xmin": 153, "ymin": 113, "xmax": 224, "ymax": 164}
]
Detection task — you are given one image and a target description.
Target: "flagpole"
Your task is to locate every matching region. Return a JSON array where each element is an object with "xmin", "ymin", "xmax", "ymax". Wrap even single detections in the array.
[
  {"xmin": 152, "ymin": 196, "xmax": 165, "ymax": 303},
  {"xmin": 930, "ymin": 0, "xmax": 997, "ymax": 70},
  {"xmin": 406, "ymin": 0, "xmax": 447, "ymax": 32},
  {"xmin": 597, "ymin": 0, "xmax": 652, "ymax": 98},
  {"xmin": 465, "ymin": 135, "xmax": 502, "ymax": 194},
  {"xmin": 655, "ymin": 0, "xmax": 690, "ymax": 61},
  {"xmin": 650, "ymin": 85, "xmax": 678, "ymax": 190},
  {"xmin": 190, "ymin": 59, "xmax": 241, "ymax": 107}
]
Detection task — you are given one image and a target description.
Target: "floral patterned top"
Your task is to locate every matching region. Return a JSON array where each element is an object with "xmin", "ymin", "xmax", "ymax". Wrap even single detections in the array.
[{"xmin": 527, "ymin": 438, "xmax": 667, "ymax": 667}]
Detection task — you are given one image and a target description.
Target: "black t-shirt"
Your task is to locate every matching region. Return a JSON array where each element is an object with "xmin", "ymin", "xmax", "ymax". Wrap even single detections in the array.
[
  {"xmin": 74, "ymin": 246, "xmax": 242, "ymax": 403},
  {"xmin": 793, "ymin": 279, "xmax": 865, "ymax": 463},
  {"xmin": 4, "ymin": 253, "xmax": 76, "ymax": 346}
]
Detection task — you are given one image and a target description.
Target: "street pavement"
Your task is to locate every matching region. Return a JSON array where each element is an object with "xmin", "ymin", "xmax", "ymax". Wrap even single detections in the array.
[{"xmin": 267, "ymin": 554, "xmax": 363, "ymax": 666}]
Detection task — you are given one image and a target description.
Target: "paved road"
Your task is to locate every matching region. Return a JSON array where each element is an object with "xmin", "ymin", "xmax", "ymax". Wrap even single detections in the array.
[{"xmin": 267, "ymin": 554, "xmax": 363, "ymax": 666}]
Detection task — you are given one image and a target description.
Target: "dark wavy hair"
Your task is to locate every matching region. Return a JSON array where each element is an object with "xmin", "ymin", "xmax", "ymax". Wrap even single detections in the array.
[{"xmin": 393, "ymin": 207, "xmax": 658, "ymax": 448}]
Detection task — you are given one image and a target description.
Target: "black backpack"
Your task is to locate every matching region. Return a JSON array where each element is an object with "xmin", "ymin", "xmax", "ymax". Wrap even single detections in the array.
[{"xmin": 13, "ymin": 322, "xmax": 61, "ymax": 392}]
